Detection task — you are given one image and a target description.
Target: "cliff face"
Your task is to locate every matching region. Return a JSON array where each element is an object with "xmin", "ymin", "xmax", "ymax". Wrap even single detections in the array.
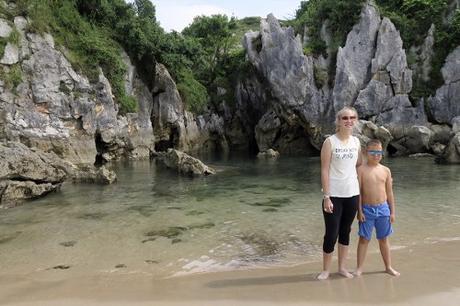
[
  {"xmin": 0, "ymin": 15, "xmax": 226, "ymax": 205},
  {"xmin": 0, "ymin": 17, "xmax": 154, "ymax": 164},
  {"xmin": 239, "ymin": 1, "xmax": 460, "ymax": 162},
  {"xmin": 0, "ymin": 15, "xmax": 227, "ymax": 159}
]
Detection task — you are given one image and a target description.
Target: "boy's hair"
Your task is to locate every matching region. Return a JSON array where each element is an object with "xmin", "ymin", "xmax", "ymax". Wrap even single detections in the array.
[{"xmin": 366, "ymin": 139, "xmax": 382, "ymax": 148}]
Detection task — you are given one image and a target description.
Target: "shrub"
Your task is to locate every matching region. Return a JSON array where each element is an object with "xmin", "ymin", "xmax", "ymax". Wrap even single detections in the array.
[
  {"xmin": 7, "ymin": 28, "xmax": 21, "ymax": 45},
  {"xmin": 118, "ymin": 95, "xmax": 138, "ymax": 114},
  {"xmin": 176, "ymin": 69, "xmax": 209, "ymax": 114},
  {"xmin": 375, "ymin": 0, "xmax": 457, "ymax": 99},
  {"xmin": 1, "ymin": 64, "xmax": 23, "ymax": 93},
  {"xmin": 293, "ymin": 0, "xmax": 365, "ymax": 56},
  {"xmin": 0, "ymin": 38, "xmax": 7, "ymax": 58}
]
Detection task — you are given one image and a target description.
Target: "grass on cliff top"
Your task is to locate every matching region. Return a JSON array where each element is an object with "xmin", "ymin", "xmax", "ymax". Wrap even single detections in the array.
[{"xmin": 5, "ymin": 0, "xmax": 137, "ymax": 114}]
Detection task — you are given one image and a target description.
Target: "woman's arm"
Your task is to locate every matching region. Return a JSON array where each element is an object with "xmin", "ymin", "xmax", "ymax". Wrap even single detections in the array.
[{"xmin": 321, "ymin": 138, "xmax": 333, "ymax": 213}]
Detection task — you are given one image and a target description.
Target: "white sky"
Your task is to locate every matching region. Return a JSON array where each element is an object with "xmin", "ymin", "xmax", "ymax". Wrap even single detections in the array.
[{"xmin": 149, "ymin": 0, "xmax": 302, "ymax": 32}]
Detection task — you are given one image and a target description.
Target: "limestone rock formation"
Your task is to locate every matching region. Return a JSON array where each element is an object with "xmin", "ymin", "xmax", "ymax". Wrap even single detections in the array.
[
  {"xmin": 152, "ymin": 63, "xmax": 227, "ymax": 154},
  {"xmin": 409, "ymin": 24, "xmax": 435, "ymax": 83},
  {"xmin": 428, "ymin": 46, "xmax": 460, "ymax": 124},
  {"xmin": 354, "ymin": 120, "xmax": 393, "ymax": 150},
  {"xmin": 241, "ymin": 1, "xmax": 430, "ymax": 156},
  {"xmin": 333, "ymin": 2, "xmax": 381, "ymax": 111},
  {"xmin": 156, "ymin": 149, "xmax": 215, "ymax": 176},
  {"xmin": 243, "ymin": 13, "xmax": 324, "ymax": 128},
  {"xmin": 354, "ymin": 17, "xmax": 413, "ymax": 118},
  {"xmin": 0, "ymin": 23, "xmax": 155, "ymax": 164},
  {"xmin": 440, "ymin": 116, "xmax": 460, "ymax": 164},
  {"xmin": 0, "ymin": 142, "xmax": 69, "ymax": 206}
]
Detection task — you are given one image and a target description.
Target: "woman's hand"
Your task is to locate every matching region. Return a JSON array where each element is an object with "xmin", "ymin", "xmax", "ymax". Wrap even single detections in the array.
[{"xmin": 323, "ymin": 197, "xmax": 333, "ymax": 213}]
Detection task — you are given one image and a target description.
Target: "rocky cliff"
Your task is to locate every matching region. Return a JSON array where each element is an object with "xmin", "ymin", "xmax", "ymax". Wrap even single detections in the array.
[
  {"xmin": 0, "ymin": 14, "xmax": 225, "ymax": 205},
  {"xmin": 239, "ymin": 0, "xmax": 460, "ymax": 162}
]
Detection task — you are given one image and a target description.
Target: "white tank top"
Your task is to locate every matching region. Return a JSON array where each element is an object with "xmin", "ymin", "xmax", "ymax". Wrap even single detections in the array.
[{"xmin": 328, "ymin": 134, "xmax": 360, "ymax": 197}]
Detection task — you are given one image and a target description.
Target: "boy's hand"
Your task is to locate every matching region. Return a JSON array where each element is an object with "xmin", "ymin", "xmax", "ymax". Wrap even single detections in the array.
[
  {"xmin": 323, "ymin": 198, "xmax": 333, "ymax": 213},
  {"xmin": 390, "ymin": 214, "xmax": 395, "ymax": 223},
  {"xmin": 357, "ymin": 211, "xmax": 365, "ymax": 222}
]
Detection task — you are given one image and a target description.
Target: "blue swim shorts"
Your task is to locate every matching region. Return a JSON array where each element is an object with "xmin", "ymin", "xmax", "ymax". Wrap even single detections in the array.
[{"xmin": 358, "ymin": 201, "xmax": 393, "ymax": 241}]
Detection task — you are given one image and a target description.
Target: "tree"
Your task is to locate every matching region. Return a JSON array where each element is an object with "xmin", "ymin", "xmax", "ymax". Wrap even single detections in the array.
[
  {"xmin": 135, "ymin": 0, "xmax": 156, "ymax": 22},
  {"xmin": 182, "ymin": 14, "xmax": 237, "ymax": 87}
]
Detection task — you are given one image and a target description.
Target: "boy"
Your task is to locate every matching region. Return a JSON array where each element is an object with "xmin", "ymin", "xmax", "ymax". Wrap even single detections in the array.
[{"xmin": 355, "ymin": 139, "xmax": 400, "ymax": 276}]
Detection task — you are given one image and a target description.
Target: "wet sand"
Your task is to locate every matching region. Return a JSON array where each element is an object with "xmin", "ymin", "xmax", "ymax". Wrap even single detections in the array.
[{"xmin": 1, "ymin": 240, "xmax": 459, "ymax": 306}]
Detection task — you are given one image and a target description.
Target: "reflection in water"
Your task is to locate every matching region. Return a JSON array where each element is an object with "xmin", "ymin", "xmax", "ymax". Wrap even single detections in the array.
[{"xmin": 0, "ymin": 157, "xmax": 459, "ymax": 278}]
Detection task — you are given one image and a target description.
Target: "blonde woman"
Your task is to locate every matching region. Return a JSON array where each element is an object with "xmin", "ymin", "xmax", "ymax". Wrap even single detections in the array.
[{"xmin": 317, "ymin": 106, "xmax": 362, "ymax": 280}]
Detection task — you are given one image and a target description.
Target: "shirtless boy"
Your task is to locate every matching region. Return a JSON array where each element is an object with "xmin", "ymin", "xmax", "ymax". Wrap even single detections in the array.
[{"xmin": 355, "ymin": 139, "xmax": 400, "ymax": 276}]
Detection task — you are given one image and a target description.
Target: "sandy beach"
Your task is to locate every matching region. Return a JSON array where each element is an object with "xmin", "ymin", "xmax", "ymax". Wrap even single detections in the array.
[{"xmin": 1, "ymin": 239, "xmax": 459, "ymax": 306}]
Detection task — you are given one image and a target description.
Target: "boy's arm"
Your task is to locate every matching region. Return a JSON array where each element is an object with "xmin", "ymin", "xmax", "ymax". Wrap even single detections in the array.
[
  {"xmin": 357, "ymin": 167, "xmax": 365, "ymax": 222},
  {"xmin": 385, "ymin": 167, "xmax": 396, "ymax": 223}
]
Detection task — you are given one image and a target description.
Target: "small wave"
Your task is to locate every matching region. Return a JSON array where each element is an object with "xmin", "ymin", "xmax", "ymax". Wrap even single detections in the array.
[
  {"xmin": 425, "ymin": 237, "xmax": 460, "ymax": 243},
  {"xmin": 172, "ymin": 256, "xmax": 246, "ymax": 277}
]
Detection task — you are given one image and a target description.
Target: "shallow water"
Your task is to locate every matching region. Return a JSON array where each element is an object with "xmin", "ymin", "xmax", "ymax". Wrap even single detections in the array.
[{"xmin": 0, "ymin": 156, "xmax": 459, "ymax": 278}]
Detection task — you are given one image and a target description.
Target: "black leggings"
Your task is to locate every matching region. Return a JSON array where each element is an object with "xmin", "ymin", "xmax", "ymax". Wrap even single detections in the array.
[{"xmin": 322, "ymin": 195, "xmax": 359, "ymax": 253}]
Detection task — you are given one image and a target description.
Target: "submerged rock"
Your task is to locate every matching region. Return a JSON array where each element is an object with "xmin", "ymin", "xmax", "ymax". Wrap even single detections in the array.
[
  {"xmin": 156, "ymin": 149, "xmax": 215, "ymax": 176},
  {"xmin": 59, "ymin": 241, "xmax": 77, "ymax": 247},
  {"xmin": 257, "ymin": 149, "xmax": 280, "ymax": 159},
  {"xmin": 71, "ymin": 165, "xmax": 117, "ymax": 184}
]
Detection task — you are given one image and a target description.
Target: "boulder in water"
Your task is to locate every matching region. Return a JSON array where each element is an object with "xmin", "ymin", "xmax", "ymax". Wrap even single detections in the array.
[{"xmin": 156, "ymin": 149, "xmax": 215, "ymax": 176}]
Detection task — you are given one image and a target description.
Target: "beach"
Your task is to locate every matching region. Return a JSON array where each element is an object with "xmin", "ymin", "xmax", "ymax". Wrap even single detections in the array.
[{"xmin": 1, "ymin": 239, "xmax": 459, "ymax": 306}]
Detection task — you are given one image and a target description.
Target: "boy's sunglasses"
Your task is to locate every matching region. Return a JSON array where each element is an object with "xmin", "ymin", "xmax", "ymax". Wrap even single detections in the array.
[
  {"xmin": 368, "ymin": 150, "xmax": 384, "ymax": 156},
  {"xmin": 341, "ymin": 116, "xmax": 357, "ymax": 120}
]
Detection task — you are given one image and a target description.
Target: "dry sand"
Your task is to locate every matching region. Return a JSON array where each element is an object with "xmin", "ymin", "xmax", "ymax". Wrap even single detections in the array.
[{"xmin": 1, "ymin": 240, "xmax": 459, "ymax": 306}]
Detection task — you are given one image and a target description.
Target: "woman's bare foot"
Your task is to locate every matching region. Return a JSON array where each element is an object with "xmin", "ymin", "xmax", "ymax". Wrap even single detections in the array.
[
  {"xmin": 385, "ymin": 267, "xmax": 400, "ymax": 276},
  {"xmin": 339, "ymin": 269, "xmax": 354, "ymax": 278},
  {"xmin": 317, "ymin": 271, "xmax": 330, "ymax": 280},
  {"xmin": 353, "ymin": 269, "xmax": 363, "ymax": 276}
]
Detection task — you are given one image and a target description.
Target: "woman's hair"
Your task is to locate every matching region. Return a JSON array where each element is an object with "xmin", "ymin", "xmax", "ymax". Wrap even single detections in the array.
[{"xmin": 335, "ymin": 106, "xmax": 358, "ymax": 132}]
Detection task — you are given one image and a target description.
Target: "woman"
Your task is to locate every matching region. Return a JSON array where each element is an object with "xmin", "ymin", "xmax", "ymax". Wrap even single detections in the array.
[{"xmin": 317, "ymin": 106, "xmax": 362, "ymax": 280}]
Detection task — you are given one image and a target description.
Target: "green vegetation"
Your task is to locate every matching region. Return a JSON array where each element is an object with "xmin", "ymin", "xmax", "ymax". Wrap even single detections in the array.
[
  {"xmin": 232, "ymin": 16, "xmax": 261, "ymax": 47},
  {"xmin": 176, "ymin": 69, "xmax": 209, "ymax": 114},
  {"xmin": 289, "ymin": 0, "xmax": 365, "ymax": 86},
  {"xmin": 1, "ymin": 63, "xmax": 22, "ymax": 93},
  {"xmin": 291, "ymin": 0, "xmax": 460, "ymax": 99},
  {"xmin": 181, "ymin": 14, "xmax": 253, "ymax": 111},
  {"xmin": 0, "ymin": 38, "xmax": 7, "ymax": 59},
  {"xmin": 0, "ymin": 0, "xmax": 257, "ymax": 114},
  {"xmin": 291, "ymin": 0, "xmax": 365, "ymax": 57},
  {"xmin": 375, "ymin": 0, "xmax": 460, "ymax": 101},
  {"xmin": 7, "ymin": 28, "xmax": 20, "ymax": 45},
  {"xmin": 0, "ymin": 0, "xmax": 457, "ymax": 114}
]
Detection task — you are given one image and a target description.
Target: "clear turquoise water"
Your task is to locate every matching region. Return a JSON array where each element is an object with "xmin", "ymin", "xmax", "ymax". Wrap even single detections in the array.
[{"xmin": 0, "ymin": 156, "xmax": 459, "ymax": 278}]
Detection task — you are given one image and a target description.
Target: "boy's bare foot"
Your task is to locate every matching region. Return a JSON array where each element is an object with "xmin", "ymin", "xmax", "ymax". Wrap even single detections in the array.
[
  {"xmin": 385, "ymin": 267, "xmax": 400, "ymax": 276},
  {"xmin": 338, "ymin": 269, "xmax": 354, "ymax": 278},
  {"xmin": 317, "ymin": 271, "xmax": 330, "ymax": 280},
  {"xmin": 353, "ymin": 269, "xmax": 363, "ymax": 276}
]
